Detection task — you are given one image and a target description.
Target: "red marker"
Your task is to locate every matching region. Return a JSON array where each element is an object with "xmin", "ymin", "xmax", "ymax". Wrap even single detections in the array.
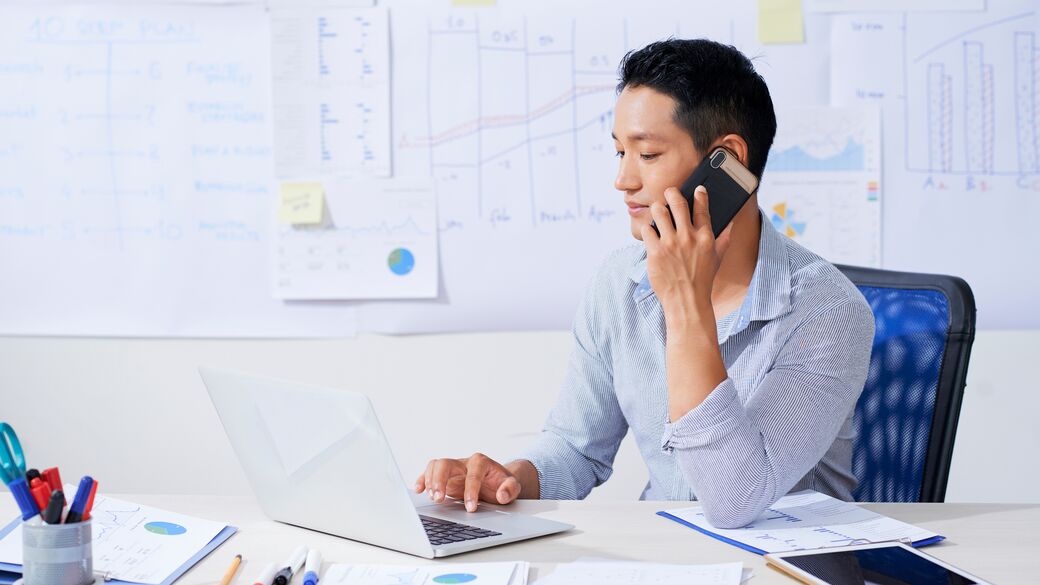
[
  {"xmin": 29, "ymin": 479, "xmax": 51, "ymax": 513},
  {"xmin": 82, "ymin": 480, "xmax": 99, "ymax": 521},
  {"xmin": 41, "ymin": 467, "xmax": 63, "ymax": 493}
]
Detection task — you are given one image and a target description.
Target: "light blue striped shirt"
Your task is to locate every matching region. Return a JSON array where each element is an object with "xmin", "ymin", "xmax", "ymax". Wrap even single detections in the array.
[{"xmin": 519, "ymin": 212, "xmax": 875, "ymax": 528}]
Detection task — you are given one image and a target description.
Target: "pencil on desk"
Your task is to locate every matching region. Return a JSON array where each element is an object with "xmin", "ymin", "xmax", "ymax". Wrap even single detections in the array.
[{"xmin": 219, "ymin": 554, "xmax": 242, "ymax": 585}]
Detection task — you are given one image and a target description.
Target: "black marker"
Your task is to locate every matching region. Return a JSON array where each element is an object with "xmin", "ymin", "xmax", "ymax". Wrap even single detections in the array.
[
  {"xmin": 43, "ymin": 490, "xmax": 64, "ymax": 524},
  {"xmin": 272, "ymin": 545, "xmax": 308, "ymax": 585}
]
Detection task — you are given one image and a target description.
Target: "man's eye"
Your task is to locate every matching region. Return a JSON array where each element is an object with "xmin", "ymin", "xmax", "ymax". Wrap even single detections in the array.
[
  {"xmin": 640, "ymin": 153, "xmax": 659, "ymax": 161},
  {"xmin": 615, "ymin": 151, "xmax": 624, "ymax": 158}
]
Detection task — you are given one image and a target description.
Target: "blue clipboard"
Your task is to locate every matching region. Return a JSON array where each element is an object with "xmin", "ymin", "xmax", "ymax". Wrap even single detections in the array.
[
  {"xmin": 0, "ymin": 515, "xmax": 237, "ymax": 585},
  {"xmin": 657, "ymin": 510, "xmax": 945, "ymax": 555}
]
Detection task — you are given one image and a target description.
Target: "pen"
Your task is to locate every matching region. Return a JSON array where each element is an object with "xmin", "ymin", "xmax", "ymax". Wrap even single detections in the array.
[
  {"xmin": 25, "ymin": 469, "xmax": 40, "ymax": 483},
  {"xmin": 272, "ymin": 545, "xmax": 307, "ymax": 585},
  {"xmin": 8, "ymin": 478, "xmax": 40, "ymax": 521},
  {"xmin": 64, "ymin": 476, "xmax": 94, "ymax": 524},
  {"xmin": 252, "ymin": 561, "xmax": 277, "ymax": 585},
  {"xmin": 303, "ymin": 548, "xmax": 321, "ymax": 585},
  {"xmin": 43, "ymin": 490, "xmax": 64, "ymax": 524},
  {"xmin": 219, "ymin": 554, "xmax": 242, "ymax": 585}
]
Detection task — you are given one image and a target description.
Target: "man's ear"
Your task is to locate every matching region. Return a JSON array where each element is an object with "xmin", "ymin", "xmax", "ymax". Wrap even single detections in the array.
[{"xmin": 713, "ymin": 134, "xmax": 751, "ymax": 168}]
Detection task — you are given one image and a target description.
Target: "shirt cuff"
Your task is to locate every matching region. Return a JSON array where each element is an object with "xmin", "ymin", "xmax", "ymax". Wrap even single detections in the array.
[
  {"xmin": 512, "ymin": 446, "xmax": 570, "ymax": 500},
  {"xmin": 661, "ymin": 377, "xmax": 744, "ymax": 451}
]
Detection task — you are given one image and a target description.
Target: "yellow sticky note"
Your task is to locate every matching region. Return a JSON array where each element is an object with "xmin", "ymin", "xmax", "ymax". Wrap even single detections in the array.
[
  {"xmin": 278, "ymin": 182, "xmax": 324, "ymax": 225},
  {"xmin": 452, "ymin": 0, "xmax": 495, "ymax": 5},
  {"xmin": 758, "ymin": 0, "xmax": 805, "ymax": 44}
]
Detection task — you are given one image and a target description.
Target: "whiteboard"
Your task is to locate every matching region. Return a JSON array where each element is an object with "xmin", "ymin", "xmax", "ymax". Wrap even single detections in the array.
[{"xmin": 0, "ymin": 0, "xmax": 1032, "ymax": 336}]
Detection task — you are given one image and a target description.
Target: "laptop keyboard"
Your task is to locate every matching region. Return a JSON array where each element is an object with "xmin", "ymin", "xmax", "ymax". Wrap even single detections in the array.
[{"xmin": 420, "ymin": 515, "xmax": 502, "ymax": 546}]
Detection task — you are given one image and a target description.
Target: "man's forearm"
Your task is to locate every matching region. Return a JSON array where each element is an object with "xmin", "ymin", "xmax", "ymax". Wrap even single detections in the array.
[
  {"xmin": 507, "ymin": 459, "xmax": 541, "ymax": 499},
  {"xmin": 664, "ymin": 301, "xmax": 728, "ymax": 422}
]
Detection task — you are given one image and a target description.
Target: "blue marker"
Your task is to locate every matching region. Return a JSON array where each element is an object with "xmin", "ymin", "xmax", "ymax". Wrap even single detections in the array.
[
  {"xmin": 303, "ymin": 548, "xmax": 321, "ymax": 585},
  {"xmin": 8, "ymin": 477, "xmax": 40, "ymax": 521},
  {"xmin": 64, "ymin": 476, "xmax": 94, "ymax": 524}
]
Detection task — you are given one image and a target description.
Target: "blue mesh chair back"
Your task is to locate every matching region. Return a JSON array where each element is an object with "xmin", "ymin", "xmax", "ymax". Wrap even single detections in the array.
[{"xmin": 836, "ymin": 265, "xmax": 976, "ymax": 503}]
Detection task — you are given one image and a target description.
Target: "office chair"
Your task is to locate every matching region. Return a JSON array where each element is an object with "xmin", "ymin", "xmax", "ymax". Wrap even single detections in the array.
[{"xmin": 836, "ymin": 265, "xmax": 976, "ymax": 503}]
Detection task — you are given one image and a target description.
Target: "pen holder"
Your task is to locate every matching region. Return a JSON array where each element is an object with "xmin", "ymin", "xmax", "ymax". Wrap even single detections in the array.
[{"xmin": 21, "ymin": 519, "xmax": 94, "ymax": 585}]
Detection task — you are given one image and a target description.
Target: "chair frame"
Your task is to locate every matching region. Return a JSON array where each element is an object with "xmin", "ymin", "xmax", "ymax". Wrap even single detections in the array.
[{"xmin": 836, "ymin": 264, "xmax": 977, "ymax": 502}]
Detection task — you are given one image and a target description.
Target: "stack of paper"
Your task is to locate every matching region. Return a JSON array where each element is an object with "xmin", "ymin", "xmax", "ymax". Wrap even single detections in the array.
[
  {"xmin": 659, "ymin": 490, "xmax": 943, "ymax": 555},
  {"xmin": 0, "ymin": 491, "xmax": 235, "ymax": 585},
  {"xmin": 323, "ymin": 561, "xmax": 528, "ymax": 585},
  {"xmin": 534, "ymin": 560, "xmax": 745, "ymax": 584}
]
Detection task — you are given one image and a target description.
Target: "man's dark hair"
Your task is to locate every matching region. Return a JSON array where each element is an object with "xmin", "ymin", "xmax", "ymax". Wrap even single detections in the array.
[{"xmin": 617, "ymin": 39, "xmax": 777, "ymax": 178}]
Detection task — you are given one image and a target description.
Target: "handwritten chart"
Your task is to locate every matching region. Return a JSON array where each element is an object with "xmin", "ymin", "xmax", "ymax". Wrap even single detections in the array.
[
  {"xmin": 0, "ymin": 4, "xmax": 357, "ymax": 336},
  {"xmin": 830, "ymin": 3, "xmax": 1040, "ymax": 328},
  {"xmin": 364, "ymin": 10, "xmax": 752, "ymax": 333}
]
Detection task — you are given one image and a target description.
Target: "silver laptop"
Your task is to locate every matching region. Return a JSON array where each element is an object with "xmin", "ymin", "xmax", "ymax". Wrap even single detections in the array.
[{"xmin": 199, "ymin": 366, "xmax": 572, "ymax": 558}]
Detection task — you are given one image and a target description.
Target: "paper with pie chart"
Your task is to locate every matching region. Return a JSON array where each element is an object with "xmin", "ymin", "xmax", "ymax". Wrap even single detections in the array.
[
  {"xmin": 272, "ymin": 177, "xmax": 438, "ymax": 299},
  {"xmin": 0, "ymin": 490, "xmax": 230, "ymax": 585},
  {"xmin": 757, "ymin": 107, "xmax": 882, "ymax": 267},
  {"xmin": 323, "ymin": 561, "xmax": 528, "ymax": 585}
]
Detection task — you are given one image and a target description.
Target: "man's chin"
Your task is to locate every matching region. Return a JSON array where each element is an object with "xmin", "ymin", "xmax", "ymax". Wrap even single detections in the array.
[{"xmin": 630, "ymin": 221, "xmax": 648, "ymax": 241}]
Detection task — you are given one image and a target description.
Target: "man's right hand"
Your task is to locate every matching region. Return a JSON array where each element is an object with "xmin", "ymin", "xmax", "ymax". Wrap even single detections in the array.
[{"xmin": 414, "ymin": 453, "xmax": 538, "ymax": 512}]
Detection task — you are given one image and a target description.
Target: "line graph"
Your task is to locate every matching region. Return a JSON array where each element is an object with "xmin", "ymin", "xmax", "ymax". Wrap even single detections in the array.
[
  {"xmin": 423, "ymin": 13, "xmax": 625, "ymax": 226},
  {"xmin": 400, "ymin": 84, "xmax": 613, "ymax": 148},
  {"xmin": 94, "ymin": 503, "xmax": 143, "ymax": 543}
]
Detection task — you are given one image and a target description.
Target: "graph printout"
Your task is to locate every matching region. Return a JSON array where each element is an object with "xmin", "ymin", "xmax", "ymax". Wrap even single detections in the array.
[
  {"xmin": 0, "ymin": 491, "xmax": 229, "ymax": 585},
  {"xmin": 271, "ymin": 6, "xmax": 391, "ymax": 178},
  {"xmin": 322, "ymin": 561, "xmax": 527, "ymax": 585},
  {"xmin": 273, "ymin": 177, "xmax": 438, "ymax": 300},
  {"xmin": 660, "ymin": 490, "xmax": 941, "ymax": 555},
  {"xmin": 758, "ymin": 107, "xmax": 882, "ymax": 267}
]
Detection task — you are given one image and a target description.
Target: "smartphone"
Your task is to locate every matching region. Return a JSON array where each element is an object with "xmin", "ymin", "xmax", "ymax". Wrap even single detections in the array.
[{"xmin": 651, "ymin": 147, "xmax": 759, "ymax": 237}]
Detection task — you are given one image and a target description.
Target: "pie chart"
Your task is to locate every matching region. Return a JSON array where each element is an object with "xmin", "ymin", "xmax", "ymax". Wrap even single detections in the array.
[
  {"xmin": 432, "ymin": 575, "xmax": 477, "ymax": 584},
  {"xmin": 388, "ymin": 247, "xmax": 415, "ymax": 276},
  {"xmin": 144, "ymin": 521, "xmax": 187, "ymax": 536}
]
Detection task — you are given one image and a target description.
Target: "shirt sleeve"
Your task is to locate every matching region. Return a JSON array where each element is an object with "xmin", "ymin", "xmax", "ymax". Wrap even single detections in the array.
[
  {"xmin": 661, "ymin": 297, "xmax": 875, "ymax": 528},
  {"xmin": 515, "ymin": 277, "xmax": 628, "ymax": 500}
]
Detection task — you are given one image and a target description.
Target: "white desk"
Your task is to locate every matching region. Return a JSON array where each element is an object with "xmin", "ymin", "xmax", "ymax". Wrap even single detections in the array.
[{"xmin": 3, "ymin": 496, "xmax": 1038, "ymax": 584}]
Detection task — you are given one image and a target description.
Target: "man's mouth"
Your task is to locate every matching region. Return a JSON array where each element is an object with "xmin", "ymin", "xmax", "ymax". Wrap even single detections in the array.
[{"xmin": 626, "ymin": 202, "xmax": 649, "ymax": 217}]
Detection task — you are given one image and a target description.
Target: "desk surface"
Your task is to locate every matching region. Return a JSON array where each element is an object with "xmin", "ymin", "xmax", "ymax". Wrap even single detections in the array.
[{"xmin": 3, "ymin": 496, "xmax": 1038, "ymax": 584}]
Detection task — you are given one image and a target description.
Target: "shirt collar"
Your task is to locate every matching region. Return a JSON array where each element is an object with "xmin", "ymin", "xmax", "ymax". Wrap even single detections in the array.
[{"xmin": 629, "ymin": 210, "xmax": 793, "ymax": 325}]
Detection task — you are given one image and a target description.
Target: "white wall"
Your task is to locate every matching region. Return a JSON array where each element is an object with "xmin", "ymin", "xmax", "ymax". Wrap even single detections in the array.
[{"xmin": 0, "ymin": 330, "xmax": 1036, "ymax": 503}]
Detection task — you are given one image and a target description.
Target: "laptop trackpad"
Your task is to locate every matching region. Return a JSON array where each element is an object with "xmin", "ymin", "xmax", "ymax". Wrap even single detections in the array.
[{"xmin": 417, "ymin": 500, "xmax": 509, "ymax": 523}]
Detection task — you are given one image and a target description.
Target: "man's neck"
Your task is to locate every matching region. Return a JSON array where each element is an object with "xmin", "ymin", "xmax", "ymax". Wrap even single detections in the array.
[{"xmin": 711, "ymin": 198, "xmax": 762, "ymax": 319}]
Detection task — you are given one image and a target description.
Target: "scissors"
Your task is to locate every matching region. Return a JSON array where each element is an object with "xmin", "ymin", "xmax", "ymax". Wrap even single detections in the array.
[{"xmin": 0, "ymin": 422, "xmax": 26, "ymax": 485}]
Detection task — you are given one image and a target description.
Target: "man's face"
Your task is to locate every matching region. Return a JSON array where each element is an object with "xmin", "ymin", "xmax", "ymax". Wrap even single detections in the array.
[{"xmin": 612, "ymin": 86, "xmax": 701, "ymax": 240}]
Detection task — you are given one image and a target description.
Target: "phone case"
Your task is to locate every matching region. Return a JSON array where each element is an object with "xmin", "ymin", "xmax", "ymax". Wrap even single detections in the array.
[{"xmin": 652, "ymin": 147, "xmax": 759, "ymax": 237}]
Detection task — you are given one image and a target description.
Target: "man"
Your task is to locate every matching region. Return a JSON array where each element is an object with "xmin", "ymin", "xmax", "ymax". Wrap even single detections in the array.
[{"xmin": 415, "ymin": 39, "xmax": 875, "ymax": 529}]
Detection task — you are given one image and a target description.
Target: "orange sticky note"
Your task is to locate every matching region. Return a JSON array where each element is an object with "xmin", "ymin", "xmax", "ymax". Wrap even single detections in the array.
[{"xmin": 759, "ymin": 0, "xmax": 805, "ymax": 44}]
